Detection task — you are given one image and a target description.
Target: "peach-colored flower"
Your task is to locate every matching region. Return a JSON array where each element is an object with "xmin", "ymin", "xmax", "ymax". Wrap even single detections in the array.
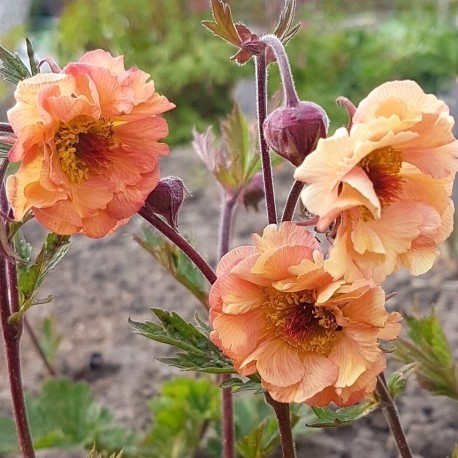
[
  {"xmin": 6, "ymin": 50, "xmax": 174, "ymax": 237},
  {"xmin": 209, "ymin": 222, "xmax": 401, "ymax": 406},
  {"xmin": 294, "ymin": 81, "xmax": 458, "ymax": 282}
]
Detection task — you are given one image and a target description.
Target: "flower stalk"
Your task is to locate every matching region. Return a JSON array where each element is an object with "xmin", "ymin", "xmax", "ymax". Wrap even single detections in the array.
[
  {"xmin": 282, "ymin": 181, "xmax": 304, "ymax": 222},
  {"xmin": 0, "ymin": 165, "xmax": 36, "ymax": 457},
  {"xmin": 138, "ymin": 208, "xmax": 216, "ymax": 287},
  {"xmin": 376, "ymin": 375, "xmax": 413, "ymax": 458},
  {"xmin": 265, "ymin": 393, "xmax": 296, "ymax": 458},
  {"xmin": 255, "ymin": 53, "xmax": 277, "ymax": 225}
]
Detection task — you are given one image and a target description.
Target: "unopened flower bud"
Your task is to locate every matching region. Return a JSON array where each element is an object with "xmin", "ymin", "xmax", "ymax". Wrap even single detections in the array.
[
  {"xmin": 241, "ymin": 172, "xmax": 264, "ymax": 211},
  {"xmin": 263, "ymin": 101, "xmax": 329, "ymax": 166},
  {"xmin": 144, "ymin": 177, "xmax": 188, "ymax": 230}
]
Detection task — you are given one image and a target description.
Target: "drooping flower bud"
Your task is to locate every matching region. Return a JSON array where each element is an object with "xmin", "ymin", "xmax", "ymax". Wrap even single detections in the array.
[
  {"xmin": 144, "ymin": 177, "xmax": 188, "ymax": 230},
  {"xmin": 263, "ymin": 101, "xmax": 329, "ymax": 167}
]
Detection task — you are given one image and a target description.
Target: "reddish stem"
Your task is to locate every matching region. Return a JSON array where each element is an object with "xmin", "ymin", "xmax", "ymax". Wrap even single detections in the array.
[
  {"xmin": 255, "ymin": 53, "xmax": 277, "ymax": 225},
  {"xmin": 265, "ymin": 393, "xmax": 296, "ymax": 458},
  {"xmin": 138, "ymin": 208, "xmax": 217, "ymax": 286},
  {"xmin": 0, "ymin": 171, "xmax": 36, "ymax": 457},
  {"xmin": 261, "ymin": 35, "xmax": 299, "ymax": 107},
  {"xmin": 281, "ymin": 181, "xmax": 304, "ymax": 222},
  {"xmin": 24, "ymin": 317, "xmax": 56, "ymax": 377},
  {"xmin": 376, "ymin": 374, "xmax": 413, "ymax": 458},
  {"xmin": 217, "ymin": 192, "xmax": 238, "ymax": 458}
]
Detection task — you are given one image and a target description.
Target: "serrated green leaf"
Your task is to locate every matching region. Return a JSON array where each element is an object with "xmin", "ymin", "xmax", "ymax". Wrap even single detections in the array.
[
  {"xmin": 15, "ymin": 232, "xmax": 71, "ymax": 318},
  {"xmin": 86, "ymin": 444, "xmax": 124, "ymax": 458},
  {"xmin": 130, "ymin": 309, "xmax": 235, "ymax": 374},
  {"xmin": 394, "ymin": 311, "xmax": 458, "ymax": 400},
  {"xmin": 0, "ymin": 44, "xmax": 31, "ymax": 84},
  {"xmin": 308, "ymin": 400, "xmax": 379, "ymax": 428},
  {"xmin": 387, "ymin": 363, "xmax": 418, "ymax": 398}
]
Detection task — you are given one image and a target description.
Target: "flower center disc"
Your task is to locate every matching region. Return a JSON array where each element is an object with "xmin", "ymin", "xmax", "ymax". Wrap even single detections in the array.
[
  {"xmin": 263, "ymin": 288, "xmax": 340, "ymax": 355},
  {"xmin": 55, "ymin": 115, "xmax": 115, "ymax": 184},
  {"xmin": 359, "ymin": 146, "xmax": 404, "ymax": 219}
]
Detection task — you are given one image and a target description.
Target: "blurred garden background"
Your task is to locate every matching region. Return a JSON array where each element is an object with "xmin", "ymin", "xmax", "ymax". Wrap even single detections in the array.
[
  {"xmin": 1, "ymin": 0, "xmax": 457, "ymax": 143},
  {"xmin": 0, "ymin": 1, "xmax": 458, "ymax": 457}
]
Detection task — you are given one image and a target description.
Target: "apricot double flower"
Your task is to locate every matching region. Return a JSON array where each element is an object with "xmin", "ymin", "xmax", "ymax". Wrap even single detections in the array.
[
  {"xmin": 6, "ymin": 50, "xmax": 174, "ymax": 237},
  {"xmin": 295, "ymin": 81, "xmax": 458, "ymax": 282},
  {"xmin": 209, "ymin": 222, "xmax": 401, "ymax": 406}
]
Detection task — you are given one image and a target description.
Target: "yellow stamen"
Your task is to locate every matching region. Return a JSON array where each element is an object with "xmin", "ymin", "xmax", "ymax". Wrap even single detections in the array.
[
  {"xmin": 54, "ymin": 115, "xmax": 114, "ymax": 184},
  {"xmin": 262, "ymin": 288, "xmax": 339, "ymax": 356}
]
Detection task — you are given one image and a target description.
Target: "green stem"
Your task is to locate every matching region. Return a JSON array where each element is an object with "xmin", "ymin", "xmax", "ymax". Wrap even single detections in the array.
[
  {"xmin": 376, "ymin": 374, "xmax": 413, "ymax": 458},
  {"xmin": 255, "ymin": 53, "xmax": 277, "ymax": 225},
  {"xmin": 265, "ymin": 393, "xmax": 296, "ymax": 458}
]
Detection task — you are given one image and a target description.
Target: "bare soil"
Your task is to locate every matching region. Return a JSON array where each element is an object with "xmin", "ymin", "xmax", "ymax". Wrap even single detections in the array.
[{"xmin": 1, "ymin": 146, "xmax": 457, "ymax": 458}]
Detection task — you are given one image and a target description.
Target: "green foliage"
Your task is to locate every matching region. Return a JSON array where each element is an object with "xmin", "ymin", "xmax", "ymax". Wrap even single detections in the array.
[
  {"xmin": 55, "ymin": 0, "xmax": 249, "ymax": 145},
  {"xmin": 134, "ymin": 228, "xmax": 208, "ymax": 307},
  {"xmin": 394, "ymin": 310, "xmax": 458, "ymax": 400},
  {"xmin": 87, "ymin": 445, "xmax": 124, "ymax": 458},
  {"xmin": 0, "ymin": 417, "xmax": 18, "ymax": 454},
  {"xmin": 39, "ymin": 315, "xmax": 62, "ymax": 367},
  {"xmin": 0, "ymin": 40, "xmax": 31, "ymax": 85},
  {"xmin": 308, "ymin": 400, "xmax": 380, "ymax": 428},
  {"xmin": 129, "ymin": 308, "xmax": 235, "ymax": 374},
  {"xmin": 0, "ymin": 379, "xmax": 136, "ymax": 455},
  {"xmin": 268, "ymin": 9, "xmax": 458, "ymax": 131},
  {"xmin": 142, "ymin": 377, "xmax": 220, "ymax": 458},
  {"xmin": 387, "ymin": 362, "xmax": 418, "ymax": 399},
  {"xmin": 13, "ymin": 231, "xmax": 72, "ymax": 320}
]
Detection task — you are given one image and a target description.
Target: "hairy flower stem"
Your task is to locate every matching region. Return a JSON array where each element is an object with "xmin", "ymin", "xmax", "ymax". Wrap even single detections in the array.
[
  {"xmin": 0, "ymin": 175, "xmax": 36, "ymax": 458},
  {"xmin": 282, "ymin": 181, "xmax": 304, "ymax": 222},
  {"xmin": 265, "ymin": 393, "xmax": 296, "ymax": 458},
  {"xmin": 261, "ymin": 35, "xmax": 299, "ymax": 108},
  {"xmin": 376, "ymin": 375, "xmax": 413, "ymax": 458},
  {"xmin": 139, "ymin": 208, "xmax": 217, "ymax": 286},
  {"xmin": 217, "ymin": 192, "xmax": 239, "ymax": 458},
  {"xmin": 255, "ymin": 53, "xmax": 277, "ymax": 225},
  {"xmin": 0, "ymin": 122, "xmax": 14, "ymax": 133}
]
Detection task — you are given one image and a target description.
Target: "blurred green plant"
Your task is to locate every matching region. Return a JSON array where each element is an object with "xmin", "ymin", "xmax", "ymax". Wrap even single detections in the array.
[
  {"xmin": 55, "ymin": 0, "xmax": 250, "ymax": 145},
  {"xmin": 269, "ymin": 9, "xmax": 458, "ymax": 132},
  {"xmin": 394, "ymin": 310, "xmax": 458, "ymax": 400}
]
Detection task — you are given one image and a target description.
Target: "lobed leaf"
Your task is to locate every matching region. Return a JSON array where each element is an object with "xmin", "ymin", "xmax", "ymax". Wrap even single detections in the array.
[
  {"xmin": 201, "ymin": 0, "xmax": 242, "ymax": 48},
  {"xmin": 130, "ymin": 309, "xmax": 234, "ymax": 374},
  {"xmin": 26, "ymin": 38, "xmax": 39, "ymax": 76}
]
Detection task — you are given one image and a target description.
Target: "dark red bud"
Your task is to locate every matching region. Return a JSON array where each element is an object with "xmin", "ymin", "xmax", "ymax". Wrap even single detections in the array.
[
  {"xmin": 263, "ymin": 101, "xmax": 329, "ymax": 166},
  {"xmin": 241, "ymin": 172, "xmax": 264, "ymax": 211},
  {"xmin": 144, "ymin": 177, "xmax": 188, "ymax": 230}
]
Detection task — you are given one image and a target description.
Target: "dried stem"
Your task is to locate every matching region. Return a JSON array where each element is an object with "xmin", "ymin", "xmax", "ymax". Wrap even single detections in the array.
[
  {"xmin": 282, "ymin": 181, "xmax": 304, "ymax": 222},
  {"xmin": 255, "ymin": 53, "xmax": 277, "ymax": 225},
  {"xmin": 138, "ymin": 208, "xmax": 216, "ymax": 286},
  {"xmin": 376, "ymin": 374, "xmax": 413, "ymax": 458},
  {"xmin": 265, "ymin": 393, "xmax": 296, "ymax": 458}
]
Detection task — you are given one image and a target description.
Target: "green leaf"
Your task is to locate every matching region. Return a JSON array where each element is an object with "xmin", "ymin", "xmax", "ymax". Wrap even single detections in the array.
[
  {"xmin": 143, "ymin": 377, "xmax": 220, "ymax": 458},
  {"xmin": 308, "ymin": 400, "xmax": 379, "ymax": 428},
  {"xmin": 26, "ymin": 38, "xmax": 39, "ymax": 76},
  {"xmin": 0, "ymin": 44, "xmax": 31, "ymax": 84},
  {"xmin": 134, "ymin": 228, "xmax": 208, "ymax": 307},
  {"xmin": 394, "ymin": 310, "xmax": 458, "ymax": 400},
  {"xmin": 387, "ymin": 363, "xmax": 419, "ymax": 399},
  {"xmin": 86, "ymin": 444, "xmax": 124, "ymax": 458},
  {"xmin": 39, "ymin": 315, "xmax": 62, "ymax": 366},
  {"xmin": 129, "ymin": 309, "xmax": 235, "ymax": 374},
  {"xmin": 0, "ymin": 379, "xmax": 136, "ymax": 454},
  {"xmin": 14, "ymin": 232, "xmax": 71, "ymax": 319},
  {"xmin": 0, "ymin": 141, "xmax": 12, "ymax": 157}
]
